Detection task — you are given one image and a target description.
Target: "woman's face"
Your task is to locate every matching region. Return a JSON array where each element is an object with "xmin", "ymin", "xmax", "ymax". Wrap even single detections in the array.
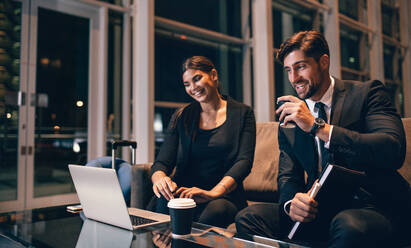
[{"xmin": 182, "ymin": 68, "xmax": 219, "ymax": 103}]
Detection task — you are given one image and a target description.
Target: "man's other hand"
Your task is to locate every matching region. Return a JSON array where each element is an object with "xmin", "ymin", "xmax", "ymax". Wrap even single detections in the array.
[{"xmin": 289, "ymin": 189, "xmax": 319, "ymax": 223}]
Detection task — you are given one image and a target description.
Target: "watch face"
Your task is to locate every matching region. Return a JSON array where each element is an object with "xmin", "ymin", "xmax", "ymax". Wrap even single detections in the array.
[{"xmin": 315, "ymin": 118, "xmax": 325, "ymax": 126}]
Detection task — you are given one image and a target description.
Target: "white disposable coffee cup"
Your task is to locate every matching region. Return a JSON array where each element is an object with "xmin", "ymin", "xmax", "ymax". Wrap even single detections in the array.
[{"xmin": 167, "ymin": 198, "xmax": 196, "ymax": 237}]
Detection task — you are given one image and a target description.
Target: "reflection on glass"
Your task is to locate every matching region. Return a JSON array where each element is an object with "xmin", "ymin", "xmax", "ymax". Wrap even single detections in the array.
[
  {"xmin": 34, "ymin": 8, "xmax": 89, "ymax": 197},
  {"xmin": 0, "ymin": 0, "xmax": 21, "ymax": 202},
  {"xmin": 77, "ymin": 219, "xmax": 133, "ymax": 248}
]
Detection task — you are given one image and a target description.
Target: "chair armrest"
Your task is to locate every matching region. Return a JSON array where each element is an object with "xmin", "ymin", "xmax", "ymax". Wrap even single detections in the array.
[{"xmin": 130, "ymin": 163, "xmax": 153, "ymax": 209}]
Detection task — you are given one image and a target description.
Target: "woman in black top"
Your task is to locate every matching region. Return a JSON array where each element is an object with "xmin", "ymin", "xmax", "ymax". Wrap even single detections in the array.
[{"xmin": 151, "ymin": 56, "xmax": 256, "ymax": 228}]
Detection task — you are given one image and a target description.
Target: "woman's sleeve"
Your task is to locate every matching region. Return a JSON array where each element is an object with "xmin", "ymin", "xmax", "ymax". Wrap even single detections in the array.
[
  {"xmin": 150, "ymin": 112, "xmax": 180, "ymax": 177},
  {"xmin": 224, "ymin": 107, "xmax": 256, "ymax": 183}
]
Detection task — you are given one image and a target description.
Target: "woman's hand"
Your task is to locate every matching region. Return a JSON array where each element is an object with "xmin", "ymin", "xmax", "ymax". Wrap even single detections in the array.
[
  {"xmin": 152, "ymin": 171, "xmax": 177, "ymax": 201},
  {"xmin": 175, "ymin": 187, "xmax": 218, "ymax": 203}
]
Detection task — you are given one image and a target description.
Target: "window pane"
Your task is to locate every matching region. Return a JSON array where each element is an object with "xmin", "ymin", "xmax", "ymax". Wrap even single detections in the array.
[
  {"xmin": 340, "ymin": 25, "xmax": 369, "ymax": 71},
  {"xmin": 272, "ymin": 7, "xmax": 315, "ymax": 48},
  {"xmin": 381, "ymin": 0, "xmax": 400, "ymax": 40},
  {"xmin": 383, "ymin": 43, "xmax": 403, "ymax": 116},
  {"xmin": 341, "ymin": 70, "xmax": 369, "ymax": 82},
  {"xmin": 96, "ymin": 0, "xmax": 123, "ymax": 6},
  {"xmin": 341, "ymin": 70, "xmax": 359, "ymax": 81},
  {"xmin": 0, "ymin": 0, "xmax": 21, "ymax": 202},
  {"xmin": 385, "ymin": 81, "xmax": 403, "ymax": 116},
  {"xmin": 155, "ymin": 0, "xmax": 241, "ymax": 38},
  {"xmin": 383, "ymin": 44, "xmax": 395, "ymax": 80},
  {"xmin": 155, "ymin": 33, "xmax": 243, "ymax": 103},
  {"xmin": 339, "ymin": 0, "xmax": 361, "ymax": 21},
  {"xmin": 154, "ymin": 106, "xmax": 178, "ymax": 157}
]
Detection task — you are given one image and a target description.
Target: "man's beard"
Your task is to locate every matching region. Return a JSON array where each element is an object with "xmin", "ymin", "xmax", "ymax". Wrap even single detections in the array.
[
  {"xmin": 303, "ymin": 85, "xmax": 316, "ymax": 99},
  {"xmin": 295, "ymin": 80, "xmax": 318, "ymax": 100}
]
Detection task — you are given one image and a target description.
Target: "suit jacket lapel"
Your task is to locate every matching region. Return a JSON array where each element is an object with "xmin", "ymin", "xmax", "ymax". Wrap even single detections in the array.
[{"xmin": 330, "ymin": 78, "xmax": 347, "ymax": 125}]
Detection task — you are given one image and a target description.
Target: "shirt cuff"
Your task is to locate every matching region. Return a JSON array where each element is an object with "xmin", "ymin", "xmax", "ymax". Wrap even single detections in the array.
[
  {"xmin": 324, "ymin": 125, "xmax": 333, "ymax": 149},
  {"xmin": 283, "ymin": 200, "xmax": 292, "ymax": 216}
]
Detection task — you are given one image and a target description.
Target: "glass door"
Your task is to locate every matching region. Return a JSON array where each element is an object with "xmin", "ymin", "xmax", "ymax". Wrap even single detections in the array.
[
  {"xmin": 32, "ymin": 7, "xmax": 90, "ymax": 198},
  {"xmin": 0, "ymin": 0, "xmax": 106, "ymax": 212},
  {"xmin": 26, "ymin": 0, "xmax": 105, "ymax": 209}
]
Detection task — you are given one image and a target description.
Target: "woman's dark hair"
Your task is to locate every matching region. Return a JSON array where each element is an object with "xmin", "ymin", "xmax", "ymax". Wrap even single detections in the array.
[
  {"xmin": 170, "ymin": 56, "xmax": 218, "ymax": 139},
  {"xmin": 276, "ymin": 31, "xmax": 330, "ymax": 64},
  {"xmin": 182, "ymin": 56, "xmax": 216, "ymax": 74}
]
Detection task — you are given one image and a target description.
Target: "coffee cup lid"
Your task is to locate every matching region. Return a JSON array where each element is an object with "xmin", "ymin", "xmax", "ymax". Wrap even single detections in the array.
[{"xmin": 167, "ymin": 198, "xmax": 196, "ymax": 209}]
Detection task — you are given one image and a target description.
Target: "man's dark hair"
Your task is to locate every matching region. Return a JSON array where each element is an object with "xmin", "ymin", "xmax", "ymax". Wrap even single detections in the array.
[{"xmin": 276, "ymin": 31, "xmax": 330, "ymax": 64}]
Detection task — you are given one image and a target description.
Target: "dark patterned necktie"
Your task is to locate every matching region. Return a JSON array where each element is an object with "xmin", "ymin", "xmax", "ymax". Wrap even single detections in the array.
[{"xmin": 315, "ymin": 102, "xmax": 329, "ymax": 172}]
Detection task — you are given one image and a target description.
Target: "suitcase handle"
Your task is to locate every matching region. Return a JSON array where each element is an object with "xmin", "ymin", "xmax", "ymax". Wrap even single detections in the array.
[
  {"xmin": 111, "ymin": 140, "xmax": 137, "ymax": 169},
  {"xmin": 112, "ymin": 140, "xmax": 137, "ymax": 150}
]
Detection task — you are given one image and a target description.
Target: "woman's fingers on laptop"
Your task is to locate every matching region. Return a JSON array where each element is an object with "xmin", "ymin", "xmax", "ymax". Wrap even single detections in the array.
[
  {"xmin": 162, "ymin": 178, "xmax": 175, "ymax": 200},
  {"xmin": 153, "ymin": 184, "xmax": 161, "ymax": 198},
  {"xmin": 166, "ymin": 179, "xmax": 177, "ymax": 194},
  {"xmin": 158, "ymin": 184, "xmax": 171, "ymax": 200},
  {"xmin": 154, "ymin": 177, "xmax": 176, "ymax": 200},
  {"xmin": 153, "ymin": 181, "xmax": 170, "ymax": 200}
]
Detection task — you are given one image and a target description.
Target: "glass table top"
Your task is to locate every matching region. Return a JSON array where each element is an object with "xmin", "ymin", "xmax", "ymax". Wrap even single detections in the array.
[{"xmin": 0, "ymin": 206, "xmax": 309, "ymax": 248}]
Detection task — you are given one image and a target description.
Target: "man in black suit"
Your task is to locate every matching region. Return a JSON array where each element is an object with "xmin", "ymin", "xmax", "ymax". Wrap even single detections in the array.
[{"xmin": 235, "ymin": 31, "xmax": 411, "ymax": 247}]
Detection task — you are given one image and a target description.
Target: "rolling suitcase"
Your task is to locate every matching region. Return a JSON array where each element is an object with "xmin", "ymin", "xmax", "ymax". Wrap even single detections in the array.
[{"xmin": 85, "ymin": 140, "xmax": 137, "ymax": 204}]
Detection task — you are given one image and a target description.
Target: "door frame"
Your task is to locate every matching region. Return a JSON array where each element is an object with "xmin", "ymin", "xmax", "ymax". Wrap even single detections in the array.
[
  {"xmin": 0, "ymin": 0, "xmax": 107, "ymax": 212},
  {"xmin": 26, "ymin": 0, "xmax": 107, "ymax": 210},
  {"xmin": 0, "ymin": 0, "xmax": 28, "ymax": 213}
]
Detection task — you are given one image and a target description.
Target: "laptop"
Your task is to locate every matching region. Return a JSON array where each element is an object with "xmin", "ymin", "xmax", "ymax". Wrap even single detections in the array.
[
  {"xmin": 76, "ymin": 218, "xmax": 133, "ymax": 248},
  {"xmin": 68, "ymin": 164, "xmax": 170, "ymax": 230}
]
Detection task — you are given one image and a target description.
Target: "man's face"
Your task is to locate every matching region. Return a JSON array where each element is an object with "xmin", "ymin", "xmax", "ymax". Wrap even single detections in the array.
[{"xmin": 283, "ymin": 49, "xmax": 325, "ymax": 100}]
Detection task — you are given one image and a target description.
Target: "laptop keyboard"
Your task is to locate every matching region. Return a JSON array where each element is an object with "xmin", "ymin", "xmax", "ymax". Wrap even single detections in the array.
[{"xmin": 130, "ymin": 215, "xmax": 157, "ymax": 226}]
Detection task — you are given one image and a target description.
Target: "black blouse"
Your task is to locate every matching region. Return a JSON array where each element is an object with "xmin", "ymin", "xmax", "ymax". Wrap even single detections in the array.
[
  {"xmin": 183, "ymin": 122, "xmax": 230, "ymax": 189},
  {"xmin": 151, "ymin": 96, "xmax": 256, "ymax": 203}
]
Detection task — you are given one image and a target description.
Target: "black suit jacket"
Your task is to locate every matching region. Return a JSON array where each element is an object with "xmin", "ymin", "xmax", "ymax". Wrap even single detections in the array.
[
  {"xmin": 278, "ymin": 79, "xmax": 411, "ymax": 218},
  {"xmin": 151, "ymin": 96, "xmax": 256, "ymax": 190}
]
